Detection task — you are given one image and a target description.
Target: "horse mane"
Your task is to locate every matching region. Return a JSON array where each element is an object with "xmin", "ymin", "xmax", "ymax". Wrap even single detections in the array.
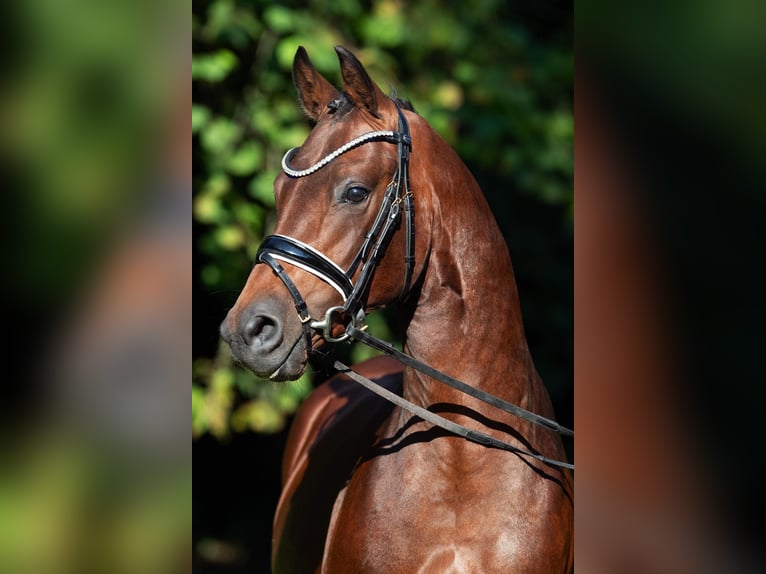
[
  {"xmin": 327, "ymin": 92, "xmax": 416, "ymax": 117},
  {"xmin": 389, "ymin": 90, "xmax": 415, "ymax": 112}
]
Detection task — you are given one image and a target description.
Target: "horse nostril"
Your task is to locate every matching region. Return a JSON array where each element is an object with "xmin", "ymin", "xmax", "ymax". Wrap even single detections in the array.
[
  {"xmin": 245, "ymin": 315, "xmax": 272, "ymax": 342},
  {"xmin": 242, "ymin": 313, "xmax": 283, "ymax": 351}
]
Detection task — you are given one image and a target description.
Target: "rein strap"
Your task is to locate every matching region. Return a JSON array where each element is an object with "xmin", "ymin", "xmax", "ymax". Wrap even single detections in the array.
[
  {"xmin": 348, "ymin": 325, "xmax": 574, "ymax": 438},
  {"xmin": 332, "ymin": 359, "xmax": 574, "ymax": 470}
]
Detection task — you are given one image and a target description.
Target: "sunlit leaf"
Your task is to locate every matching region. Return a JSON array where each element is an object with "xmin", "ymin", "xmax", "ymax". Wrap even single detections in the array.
[
  {"xmin": 224, "ymin": 141, "xmax": 262, "ymax": 176},
  {"xmin": 232, "ymin": 400, "xmax": 285, "ymax": 434},
  {"xmin": 432, "ymin": 81, "xmax": 464, "ymax": 110},
  {"xmin": 200, "ymin": 117, "xmax": 242, "ymax": 155},
  {"xmin": 263, "ymin": 6, "xmax": 296, "ymax": 33},
  {"xmin": 360, "ymin": 0, "xmax": 405, "ymax": 47},
  {"xmin": 192, "ymin": 385, "xmax": 206, "ymax": 436},
  {"xmin": 192, "ymin": 50, "xmax": 238, "ymax": 83},
  {"xmin": 193, "ymin": 193, "xmax": 224, "ymax": 224},
  {"xmin": 202, "ymin": 172, "xmax": 230, "ymax": 197},
  {"xmin": 214, "ymin": 225, "xmax": 245, "ymax": 250},
  {"xmin": 192, "ymin": 104, "xmax": 210, "ymax": 133},
  {"xmin": 248, "ymin": 171, "xmax": 277, "ymax": 206}
]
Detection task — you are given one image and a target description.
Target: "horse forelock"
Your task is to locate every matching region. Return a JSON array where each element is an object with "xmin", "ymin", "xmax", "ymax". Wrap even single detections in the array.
[
  {"xmin": 390, "ymin": 93, "xmax": 415, "ymax": 112},
  {"xmin": 326, "ymin": 92, "xmax": 354, "ymax": 117},
  {"xmin": 325, "ymin": 91, "xmax": 415, "ymax": 119}
]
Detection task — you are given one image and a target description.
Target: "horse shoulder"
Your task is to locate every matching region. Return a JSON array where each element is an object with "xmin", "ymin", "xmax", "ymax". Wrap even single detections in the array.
[
  {"xmin": 272, "ymin": 355, "xmax": 402, "ymax": 574},
  {"xmin": 322, "ymin": 420, "xmax": 573, "ymax": 573}
]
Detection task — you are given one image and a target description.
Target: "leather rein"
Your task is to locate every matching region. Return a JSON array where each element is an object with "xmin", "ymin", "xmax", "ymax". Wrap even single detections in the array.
[{"xmin": 255, "ymin": 103, "xmax": 574, "ymax": 470}]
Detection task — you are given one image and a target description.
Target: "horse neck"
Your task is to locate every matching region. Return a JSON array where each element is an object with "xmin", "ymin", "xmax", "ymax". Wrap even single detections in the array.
[{"xmin": 402, "ymin": 140, "xmax": 536, "ymax": 410}]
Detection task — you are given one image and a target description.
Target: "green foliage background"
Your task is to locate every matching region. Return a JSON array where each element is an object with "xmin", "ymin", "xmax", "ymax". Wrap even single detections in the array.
[{"xmin": 193, "ymin": 0, "xmax": 572, "ymax": 439}]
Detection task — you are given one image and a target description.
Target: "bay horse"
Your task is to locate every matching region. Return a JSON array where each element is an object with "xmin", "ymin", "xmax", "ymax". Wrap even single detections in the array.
[{"xmin": 220, "ymin": 46, "xmax": 573, "ymax": 573}]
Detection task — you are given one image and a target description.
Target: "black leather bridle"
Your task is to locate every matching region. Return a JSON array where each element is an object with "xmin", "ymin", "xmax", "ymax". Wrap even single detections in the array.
[
  {"xmin": 256, "ymin": 103, "xmax": 414, "ymax": 349},
  {"xmin": 254, "ymin": 103, "xmax": 574, "ymax": 470}
]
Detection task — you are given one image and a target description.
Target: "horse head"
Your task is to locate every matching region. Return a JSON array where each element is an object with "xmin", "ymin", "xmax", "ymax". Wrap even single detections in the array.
[{"xmin": 221, "ymin": 46, "xmax": 430, "ymax": 381}]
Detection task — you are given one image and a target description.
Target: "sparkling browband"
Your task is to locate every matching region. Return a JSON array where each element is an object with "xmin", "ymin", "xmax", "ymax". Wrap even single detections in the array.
[{"xmin": 281, "ymin": 130, "xmax": 399, "ymax": 178}]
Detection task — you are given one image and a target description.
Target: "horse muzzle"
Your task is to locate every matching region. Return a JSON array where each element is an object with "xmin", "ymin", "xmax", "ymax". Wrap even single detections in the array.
[{"xmin": 219, "ymin": 296, "xmax": 308, "ymax": 381}]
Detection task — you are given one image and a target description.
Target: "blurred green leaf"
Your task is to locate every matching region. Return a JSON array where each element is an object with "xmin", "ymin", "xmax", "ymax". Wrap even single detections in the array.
[
  {"xmin": 214, "ymin": 225, "xmax": 245, "ymax": 251},
  {"xmin": 263, "ymin": 6, "xmax": 297, "ymax": 34},
  {"xmin": 192, "ymin": 105, "xmax": 211, "ymax": 133},
  {"xmin": 360, "ymin": 1, "xmax": 405, "ymax": 47},
  {"xmin": 200, "ymin": 118, "xmax": 242, "ymax": 155},
  {"xmin": 202, "ymin": 172, "xmax": 231, "ymax": 198},
  {"xmin": 192, "ymin": 50, "xmax": 238, "ymax": 83},
  {"xmin": 231, "ymin": 400, "xmax": 284, "ymax": 434},
  {"xmin": 248, "ymin": 172, "xmax": 277, "ymax": 206},
  {"xmin": 282, "ymin": 371, "xmax": 313, "ymax": 403},
  {"xmin": 275, "ymin": 33, "xmax": 341, "ymax": 72},
  {"xmin": 192, "ymin": 385, "xmax": 206, "ymax": 436},
  {"xmin": 193, "ymin": 193, "xmax": 224, "ymax": 224},
  {"xmin": 231, "ymin": 200, "xmax": 265, "ymax": 232},
  {"xmin": 224, "ymin": 141, "xmax": 262, "ymax": 176}
]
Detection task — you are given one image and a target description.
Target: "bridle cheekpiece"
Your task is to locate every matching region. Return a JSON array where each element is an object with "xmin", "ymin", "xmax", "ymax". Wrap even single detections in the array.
[{"xmin": 256, "ymin": 103, "xmax": 415, "ymax": 348}]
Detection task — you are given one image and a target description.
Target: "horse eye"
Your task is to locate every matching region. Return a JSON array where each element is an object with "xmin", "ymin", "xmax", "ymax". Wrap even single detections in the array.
[{"xmin": 343, "ymin": 186, "xmax": 370, "ymax": 204}]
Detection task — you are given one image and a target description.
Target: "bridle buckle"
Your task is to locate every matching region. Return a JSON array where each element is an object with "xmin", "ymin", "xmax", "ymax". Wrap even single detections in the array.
[{"xmin": 310, "ymin": 305, "xmax": 361, "ymax": 343}]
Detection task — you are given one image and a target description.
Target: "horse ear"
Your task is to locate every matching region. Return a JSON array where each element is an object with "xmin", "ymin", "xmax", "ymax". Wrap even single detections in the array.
[
  {"xmin": 293, "ymin": 46, "xmax": 340, "ymax": 121},
  {"xmin": 335, "ymin": 46, "xmax": 392, "ymax": 119}
]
